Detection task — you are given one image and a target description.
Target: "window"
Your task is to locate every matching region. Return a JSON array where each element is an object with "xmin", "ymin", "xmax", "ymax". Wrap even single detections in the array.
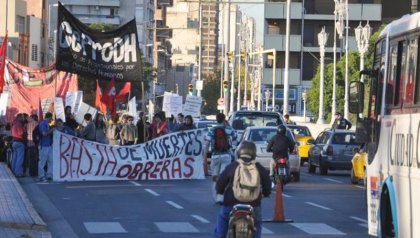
[
  {"xmin": 31, "ymin": 44, "xmax": 38, "ymax": 61},
  {"xmin": 405, "ymin": 38, "xmax": 417, "ymax": 105},
  {"xmin": 387, "ymin": 41, "xmax": 407, "ymax": 110},
  {"xmin": 15, "ymin": 16, "xmax": 25, "ymax": 33}
]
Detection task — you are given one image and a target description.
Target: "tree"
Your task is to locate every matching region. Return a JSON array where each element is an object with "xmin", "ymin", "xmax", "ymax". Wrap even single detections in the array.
[
  {"xmin": 202, "ymin": 72, "xmax": 221, "ymax": 115},
  {"xmin": 307, "ymin": 24, "xmax": 385, "ymax": 123}
]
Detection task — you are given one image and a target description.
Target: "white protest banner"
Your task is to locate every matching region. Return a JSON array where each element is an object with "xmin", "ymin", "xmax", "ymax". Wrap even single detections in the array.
[
  {"xmin": 183, "ymin": 95, "xmax": 202, "ymax": 118},
  {"xmin": 72, "ymin": 91, "xmax": 83, "ymax": 113},
  {"xmin": 0, "ymin": 92, "xmax": 10, "ymax": 118},
  {"xmin": 162, "ymin": 92, "xmax": 183, "ymax": 117},
  {"xmin": 128, "ymin": 96, "xmax": 138, "ymax": 124},
  {"xmin": 41, "ymin": 98, "xmax": 52, "ymax": 117},
  {"xmin": 162, "ymin": 92, "xmax": 173, "ymax": 115},
  {"xmin": 65, "ymin": 91, "xmax": 76, "ymax": 108},
  {"xmin": 53, "ymin": 129, "xmax": 206, "ymax": 181},
  {"xmin": 75, "ymin": 102, "xmax": 97, "ymax": 126},
  {"xmin": 54, "ymin": 97, "xmax": 66, "ymax": 122}
]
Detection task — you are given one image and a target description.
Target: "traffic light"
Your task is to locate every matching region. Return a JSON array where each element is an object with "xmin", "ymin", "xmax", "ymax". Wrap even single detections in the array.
[
  {"xmin": 188, "ymin": 84, "xmax": 193, "ymax": 94},
  {"xmin": 240, "ymin": 51, "xmax": 247, "ymax": 60},
  {"xmin": 226, "ymin": 51, "xmax": 233, "ymax": 62},
  {"xmin": 223, "ymin": 80, "xmax": 228, "ymax": 90}
]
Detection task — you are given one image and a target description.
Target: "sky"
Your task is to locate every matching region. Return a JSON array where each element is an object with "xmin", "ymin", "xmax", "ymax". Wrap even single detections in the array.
[{"xmin": 239, "ymin": 3, "xmax": 264, "ymax": 44}]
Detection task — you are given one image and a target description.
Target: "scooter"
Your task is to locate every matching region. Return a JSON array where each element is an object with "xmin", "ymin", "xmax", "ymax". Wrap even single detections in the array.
[
  {"xmin": 227, "ymin": 204, "xmax": 255, "ymax": 238},
  {"xmin": 275, "ymin": 157, "xmax": 289, "ymax": 189}
]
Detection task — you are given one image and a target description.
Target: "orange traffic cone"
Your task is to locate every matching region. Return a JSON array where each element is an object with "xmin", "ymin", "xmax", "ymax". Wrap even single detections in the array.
[{"xmin": 264, "ymin": 180, "xmax": 293, "ymax": 223}]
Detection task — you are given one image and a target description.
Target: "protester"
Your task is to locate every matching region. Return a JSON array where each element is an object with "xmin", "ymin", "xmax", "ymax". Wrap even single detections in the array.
[
  {"xmin": 151, "ymin": 113, "xmax": 168, "ymax": 139},
  {"xmin": 55, "ymin": 118, "xmax": 75, "ymax": 136},
  {"xmin": 26, "ymin": 114, "xmax": 39, "ymax": 177},
  {"xmin": 78, "ymin": 113, "xmax": 96, "ymax": 141},
  {"xmin": 136, "ymin": 112, "xmax": 148, "ymax": 144},
  {"xmin": 178, "ymin": 115, "xmax": 197, "ymax": 131},
  {"xmin": 38, "ymin": 112, "xmax": 54, "ymax": 181},
  {"xmin": 64, "ymin": 106, "xmax": 79, "ymax": 131},
  {"xmin": 11, "ymin": 114, "xmax": 26, "ymax": 177},
  {"xmin": 168, "ymin": 115, "xmax": 177, "ymax": 132},
  {"xmin": 120, "ymin": 115, "xmax": 138, "ymax": 145},
  {"xmin": 95, "ymin": 113, "xmax": 108, "ymax": 144},
  {"xmin": 332, "ymin": 112, "xmax": 352, "ymax": 130},
  {"xmin": 206, "ymin": 112, "xmax": 237, "ymax": 204},
  {"xmin": 107, "ymin": 115, "xmax": 121, "ymax": 145}
]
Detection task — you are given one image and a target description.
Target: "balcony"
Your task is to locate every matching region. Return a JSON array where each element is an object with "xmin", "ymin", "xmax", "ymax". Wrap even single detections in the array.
[
  {"xmin": 264, "ymin": 34, "xmax": 301, "ymax": 52},
  {"xmin": 264, "ymin": 2, "xmax": 302, "ymax": 20},
  {"xmin": 64, "ymin": 0, "xmax": 120, "ymax": 7},
  {"xmin": 75, "ymin": 14, "xmax": 121, "ymax": 25},
  {"xmin": 263, "ymin": 68, "xmax": 301, "ymax": 86}
]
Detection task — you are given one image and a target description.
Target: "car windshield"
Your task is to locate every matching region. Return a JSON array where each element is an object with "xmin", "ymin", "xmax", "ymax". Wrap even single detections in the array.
[
  {"xmin": 248, "ymin": 128, "xmax": 293, "ymax": 142},
  {"xmin": 232, "ymin": 114, "xmax": 280, "ymax": 130},
  {"xmin": 288, "ymin": 126, "xmax": 311, "ymax": 137}
]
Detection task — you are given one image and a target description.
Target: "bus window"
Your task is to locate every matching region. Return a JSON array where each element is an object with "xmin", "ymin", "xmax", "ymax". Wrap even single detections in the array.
[
  {"xmin": 404, "ymin": 38, "xmax": 417, "ymax": 105},
  {"xmin": 387, "ymin": 41, "xmax": 407, "ymax": 112},
  {"xmin": 415, "ymin": 36, "xmax": 420, "ymax": 104},
  {"xmin": 386, "ymin": 44, "xmax": 398, "ymax": 112}
]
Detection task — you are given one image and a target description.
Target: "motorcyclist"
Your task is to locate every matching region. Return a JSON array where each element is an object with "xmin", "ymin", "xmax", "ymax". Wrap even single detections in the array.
[
  {"xmin": 214, "ymin": 141, "xmax": 271, "ymax": 238},
  {"xmin": 266, "ymin": 125, "xmax": 295, "ymax": 179}
]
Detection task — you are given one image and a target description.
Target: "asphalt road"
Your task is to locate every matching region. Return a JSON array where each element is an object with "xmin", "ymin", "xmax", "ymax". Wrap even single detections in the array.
[{"xmin": 20, "ymin": 166, "xmax": 370, "ymax": 238}]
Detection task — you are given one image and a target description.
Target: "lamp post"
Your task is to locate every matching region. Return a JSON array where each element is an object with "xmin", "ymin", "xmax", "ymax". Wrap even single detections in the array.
[
  {"xmin": 48, "ymin": 3, "xmax": 59, "ymax": 65},
  {"xmin": 317, "ymin": 27, "xmax": 328, "ymax": 124},
  {"xmin": 355, "ymin": 22, "xmax": 372, "ymax": 83},
  {"xmin": 302, "ymin": 89, "xmax": 307, "ymax": 122},
  {"xmin": 265, "ymin": 89, "xmax": 271, "ymax": 112}
]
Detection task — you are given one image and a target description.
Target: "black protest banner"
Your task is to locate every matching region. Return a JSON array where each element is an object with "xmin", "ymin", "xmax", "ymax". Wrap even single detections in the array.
[{"xmin": 55, "ymin": 2, "xmax": 142, "ymax": 81}]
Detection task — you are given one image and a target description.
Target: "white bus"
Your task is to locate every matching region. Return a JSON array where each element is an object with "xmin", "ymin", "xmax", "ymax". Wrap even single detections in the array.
[{"xmin": 349, "ymin": 13, "xmax": 420, "ymax": 237}]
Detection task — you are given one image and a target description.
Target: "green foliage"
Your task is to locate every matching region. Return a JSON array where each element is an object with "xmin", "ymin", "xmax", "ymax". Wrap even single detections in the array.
[
  {"xmin": 202, "ymin": 73, "xmax": 221, "ymax": 115},
  {"xmin": 308, "ymin": 25, "xmax": 385, "ymax": 123}
]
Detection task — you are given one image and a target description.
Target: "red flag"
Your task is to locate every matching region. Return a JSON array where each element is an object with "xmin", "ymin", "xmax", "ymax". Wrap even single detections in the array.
[
  {"xmin": 38, "ymin": 97, "xmax": 43, "ymax": 121},
  {"xmin": 95, "ymin": 80, "xmax": 107, "ymax": 114},
  {"xmin": 101, "ymin": 79, "xmax": 116, "ymax": 117},
  {"xmin": 116, "ymin": 82, "xmax": 131, "ymax": 102},
  {"xmin": 0, "ymin": 34, "xmax": 8, "ymax": 94}
]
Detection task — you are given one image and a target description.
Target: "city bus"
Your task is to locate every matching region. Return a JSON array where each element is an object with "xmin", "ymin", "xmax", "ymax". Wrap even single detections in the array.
[{"xmin": 349, "ymin": 12, "xmax": 420, "ymax": 237}]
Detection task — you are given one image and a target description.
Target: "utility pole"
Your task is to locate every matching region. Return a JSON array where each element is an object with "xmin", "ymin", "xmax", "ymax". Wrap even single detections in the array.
[
  {"xmin": 224, "ymin": 0, "xmax": 231, "ymax": 115},
  {"xmin": 197, "ymin": 0, "xmax": 203, "ymax": 97},
  {"xmin": 151, "ymin": 0, "xmax": 159, "ymax": 119}
]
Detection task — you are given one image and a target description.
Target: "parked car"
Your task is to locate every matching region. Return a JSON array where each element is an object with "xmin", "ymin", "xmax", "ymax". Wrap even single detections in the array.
[
  {"xmin": 351, "ymin": 147, "xmax": 367, "ymax": 185},
  {"xmin": 228, "ymin": 111, "xmax": 285, "ymax": 142},
  {"xmin": 287, "ymin": 125, "xmax": 314, "ymax": 165},
  {"xmin": 308, "ymin": 129, "xmax": 362, "ymax": 175},
  {"xmin": 240, "ymin": 126, "xmax": 301, "ymax": 182}
]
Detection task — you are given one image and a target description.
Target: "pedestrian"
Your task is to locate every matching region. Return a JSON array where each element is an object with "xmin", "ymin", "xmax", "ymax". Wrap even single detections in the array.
[
  {"xmin": 38, "ymin": 112, "xmax": 54, "ymax": 181},
  {"xmin": 78, "ymin": 113, "xmax": 96, "ymax": 141},
  {"xmin": 332, "ymin": 112, "xmax": 352, "ymax": 130},
  {"xmin": 55, "ymin": 118, "xmax": 75, "ymax": 136},
  {"xmin": 167, "ymin": 114, "xmax": 177, "ymax": 132},
  {"xmin": 283, "ymin": 114, "xmax": 296, "ymax": 125},
  {"xmin": 136, "ymin": 112, "xmax": 148, "ymax": 144},
  {"xmin": 107, "ymin": 115, "xmax": 121, "ymax": 145},
  {"xmin": 178, "ymin": 115, "xmax": 197, "ymax": 131},
  {"xmin": 120, "ymin": 115, "xmax": 138, "ymax": 145},
  {"xmin": 175, "ymin": 113, "xmax": 184, "ymax": 131},
  {"xmin": 26, "ymin": 114, "xmax": 39, "ymax": 177},
  {"xmin": 151, "ymin": 113, "xmax": 168, "ymax": 139},
  {"xmin": 206, "ymin": 112, "xmax": 237, "ymax": 204},
  {"xmin": 95, "ymin": 113, "xmax": 108, "ymax": 144},
  {"xmin": 64, "ymin": 106, "xmax": 78, "ymax": 131},
  {"xmin": 11, "ymin": 114, "xmax": 26, "ymax": 177}
]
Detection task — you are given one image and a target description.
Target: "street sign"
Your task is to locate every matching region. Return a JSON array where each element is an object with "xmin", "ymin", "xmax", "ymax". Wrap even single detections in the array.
[{"xmin": 217, "ymin": 98, "xmax": 225, "ymax": 106}]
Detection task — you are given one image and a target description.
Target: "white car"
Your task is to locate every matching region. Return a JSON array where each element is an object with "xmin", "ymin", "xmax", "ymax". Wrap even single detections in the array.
[{"xmin": 240, "ymin": 126, "xmax": 301, "ymax": 182}]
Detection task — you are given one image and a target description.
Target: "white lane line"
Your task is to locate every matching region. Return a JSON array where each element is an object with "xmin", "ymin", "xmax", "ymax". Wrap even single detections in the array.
[
  {"xmin": 261, "ymin": 226, "xmax": 274, "ymax": 234},
  {"xmin": 129, "ymin": 181, "xmax": 142, "ymax": 186},
  {"xmin": 66, "ymin": 185, "xmax": 133, "ymax": 189},
  {"xmin": 359, "ymin": 223, "xmax": 368, "ymax": 228},
  {"xmin": 191, "ymin": 215, "xmax": 210, "ymax": 223},
  {"xmin": 350, "ymin": 216, "xmax": 368, "ymax": 223},
  {"xmin": 323, "ymin": 178, "xmax": 344, "ymax": 184},
  {"xmin": 305, "ymin": 202, "xmax": 332, "ymax": 211},
  {"xmin": 282, "ymin": 193, "xmax": 292, "ymax": 198},
  {"xmin": 355, "ymin": 185, "xmax": 365, "ymax": 189},
  {"xmin": 166, "ymin": 201, "xmax": 184, "ymax": 209},
  {"xmin": 144, "ymin": 188, "xmax": 160, "ymax": 196},
  {"xmin": 291, "ymin": 223, "xmax": 346, "ymax": 235}
]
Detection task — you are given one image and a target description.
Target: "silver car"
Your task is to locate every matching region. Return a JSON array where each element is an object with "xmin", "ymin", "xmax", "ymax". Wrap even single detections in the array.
[{"xmin": 240, "ymin": 126, "xmax": 301, "ymax": 182}]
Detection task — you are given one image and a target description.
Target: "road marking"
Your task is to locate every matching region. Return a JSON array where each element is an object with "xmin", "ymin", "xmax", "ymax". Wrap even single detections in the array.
[
  {"xmin": 282, "ymin": 193, "xmax": 292, "ymax": 198},
  {"xmin": 350, "ymin": 216, "xmax": 368, "ymax": 223},
  {"xmin": 305, "ymin": 202, "xmax": 332, "ymax": 211},
  {"xmin": 166, "ymin": 201, "xmax": 184, "ymax": 209},
  {"xmin": 191, "ymin": 215, "xmax": 210, "ymax": 223},
  {"xmin": 355, "ymin": 185, "xmax": 365, "ymax": 189},
  {"xmin": 62, "ymin": 197, "xmax": 72, "ymax": 200},
  {"xmin": 66, "ymin": 185, "xmax": 133, "ymax": 189},
  {"xmin": 261, "ymin": 226, "xmax": 274, "ymax": 234},
  {"xmin": 144, "ymin": 189, "xmax": 160, "ymax": 196},
  {"xmin": 359, "ymin": 223, "xmax": 368, "ymax": 228},
  {"xmin": 84, "ymin": 222, "xmax": 127, "ymax": 234},
  {"xmin": 323, "ymin": 178, "xmax": 343, "ymax": 184},
  {"xmin": 129, "ymin": 181, "xmax": 142, "ymax": 186},
  {"xmin": 155, "ymin": 222, "xmax": 199, "ymax": 233},
  {"xmin": 291, "ymin": 223, "xmax": 345, "ymax": 235}
]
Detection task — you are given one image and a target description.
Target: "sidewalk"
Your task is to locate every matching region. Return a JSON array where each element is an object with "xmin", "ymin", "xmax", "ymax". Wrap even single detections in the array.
[{"xmin": 0, "ymin": 163, "xmax": 51, "ymax": 238}]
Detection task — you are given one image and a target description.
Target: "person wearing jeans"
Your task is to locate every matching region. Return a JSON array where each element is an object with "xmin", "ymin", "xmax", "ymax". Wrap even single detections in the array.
[
  {"xmin": 11, "ymin": 114, "xmax": 26, "ymax": 177},
  {"xmin": 38, "ymin": 112, "xmax": 53, "ymax": 181}
]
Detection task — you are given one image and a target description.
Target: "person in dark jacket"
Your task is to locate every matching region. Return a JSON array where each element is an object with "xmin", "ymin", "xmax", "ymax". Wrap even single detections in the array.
[
  {"xmin": 64, "ymin": 106, "xmax": 79, "ymax": 131},
  {"xmin": 332, "ymin": 112, "xmax": 352, "ymax": 130},
  {"xmin": 267, "ymin": 125, "xmax": 295, "ymax": 178},
  {"xmin": 214, "ymin": 141, "xmax": 271, "ymax": 238},
  {"xmin": 177, "ymin": 115, "xmax": 196, "ymax": 131}
]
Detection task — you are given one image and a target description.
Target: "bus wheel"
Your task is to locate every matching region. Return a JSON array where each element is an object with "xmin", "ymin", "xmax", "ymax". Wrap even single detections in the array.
[{"xmin": 380, "ymin": 188, "xmax": 395, "ymax": 238}]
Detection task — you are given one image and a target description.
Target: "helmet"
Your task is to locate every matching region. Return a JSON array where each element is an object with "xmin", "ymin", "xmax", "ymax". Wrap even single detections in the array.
[
  {"xmin": 236, "ymin": 141, "xmax": 257, "ymax": 161},
  {"xmin": 277, "ymin": 125, "xmax": 286, "ymax": 135}
]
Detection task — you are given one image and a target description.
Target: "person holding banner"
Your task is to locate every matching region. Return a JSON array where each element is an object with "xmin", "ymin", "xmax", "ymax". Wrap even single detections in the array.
[
  {"xmin": 38, "ymin": 112, "xmax": 54, "ymax": 181},
  {"xmin": 95, "ymin": 113, "xmax": 108, "ymax": 144},
  {"xmin": 178, "ymin": 115, "xmax": 197, "ymax": 131},
  {"xmin": 55, "ymin": 119, "xmax": 75, "ymax": 136},
  {"xmin": 151, "ymin": 113, "xmax": 168, "ymax": 139},
  {"xmin": 107, "ymin": 115, "xmax": 121, "ymax": 145},
  {"xmin": 78, "ymin": 113, "xmax": 96, "ymax": 141},
  {"xmin": 64, "ymin": 106, "xmax": 79, "ymax": 131},
  {"xmin": 120, "ymin": 116, "xmax": 138, "ymax": 145}
]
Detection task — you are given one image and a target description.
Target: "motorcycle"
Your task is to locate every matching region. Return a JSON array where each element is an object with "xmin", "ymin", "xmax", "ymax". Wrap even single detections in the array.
[
  {"xmin": 227, "ymin": 204, "xmax": 255, "ymax": 238},
  {"xmin": 275, "ymin": 157, "xmax": 289, "ymax": 189}
]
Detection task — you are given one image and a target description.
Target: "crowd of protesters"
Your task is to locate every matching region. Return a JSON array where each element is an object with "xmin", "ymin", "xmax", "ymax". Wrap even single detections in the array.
[{"xmin": 0, "ymin": 106, "xmax": 198, "ymax": 180}]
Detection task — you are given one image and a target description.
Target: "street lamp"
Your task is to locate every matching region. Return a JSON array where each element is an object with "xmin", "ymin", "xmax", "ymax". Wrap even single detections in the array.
[
  {"xmin": 302, "ymin": 89, "xmax": 307, "ymax": 122},
  {"xmin": 48, "ymin": 3, "xmax": 59, "ymax": 65},
  {"xmin": 317, "ymin": 26, "xmax": 328, "ymax": 124},
  {"xmin": 264, "ymin": 89, "xmax": 271, "ymax": 112},
  {"xmin": 355, "ymin": 21, "xmax": 372, "ymax": 83}
]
